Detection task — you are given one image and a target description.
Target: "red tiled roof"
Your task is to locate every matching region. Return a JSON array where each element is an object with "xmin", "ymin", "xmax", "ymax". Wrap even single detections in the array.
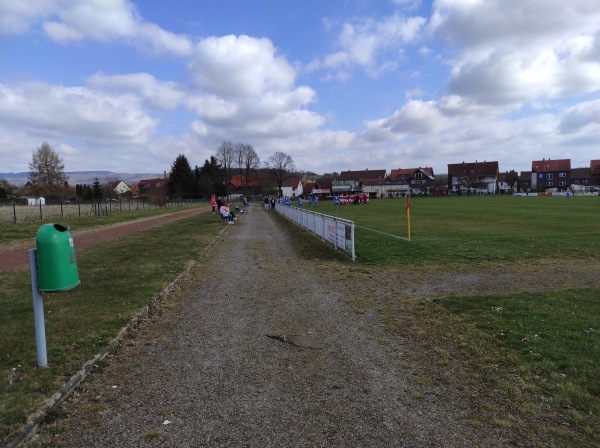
[
  {"xmin": 230, "ymin": 175, "xmax": 261, "ymax": 188},
  {"xmin": 571, "ymin": 167, "xmax": 590, "ymax": 179},
  {"xmin": 339, "ymin": 169, "xmax": 386, "ymax": 181},
  {"xmin": 282, "ymin": 178, "xmax": 300, "ymax": 188},
  {"xmin": 590, "ymin": 160, "xmax": 600, "ymax": 175},
  {"xmin": 447, "ymin": 161, "xmax": 499, "ymax": 177},
  {"xmin": 531, "ymin": 159, "xmax": 571, "ymax": 172}
]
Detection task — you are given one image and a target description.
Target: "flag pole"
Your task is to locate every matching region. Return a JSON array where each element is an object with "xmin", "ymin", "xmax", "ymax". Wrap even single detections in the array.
[{"xmin": 405, "ymin": 192, "xmax": 411, "ymax": 241}]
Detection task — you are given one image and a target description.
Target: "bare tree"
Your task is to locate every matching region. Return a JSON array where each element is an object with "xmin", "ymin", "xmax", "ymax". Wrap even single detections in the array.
[
  {"xmin": 216, "ymin": 141, "xmax": 237, "ymax": 200},
  {"xmin": 266, "ymin": 151, "xmax": 295, "ymax": 197},
  {"xmin": 236, "ymin": 143, "xmax": 260, "ymax": 196},
  {"xmin": 28, "ymin": 142, "xmax": 69, "ymax": 199}
]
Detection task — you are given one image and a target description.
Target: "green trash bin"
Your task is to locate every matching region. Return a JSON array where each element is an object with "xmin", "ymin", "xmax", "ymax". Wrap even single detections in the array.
[{"xmin": 36, "ymin": 223, "xmax": 81, "ymax": 293}]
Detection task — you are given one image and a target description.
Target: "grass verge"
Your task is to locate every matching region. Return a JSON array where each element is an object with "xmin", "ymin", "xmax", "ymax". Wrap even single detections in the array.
[
  {"xmin": 0, "ymin": 210, "xmax": 223, "ymax": 442},
  {"xmin": 0, "ymin": 205, "xmax": 207, "ymax": 246}
]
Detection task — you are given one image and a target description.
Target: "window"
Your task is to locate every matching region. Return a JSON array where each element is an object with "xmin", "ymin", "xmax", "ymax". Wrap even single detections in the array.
[
  {"xmin": 546, "ymin": 181, "xmax": 553, "ymax": 187},
  {"xmin": 546, "ymin": 173, "xmax": 553, "ymax": 180},
  {"xmin": 559, "ymin": 172, "xmax": 566, "ymax": 177},
  {"xmin": 559, "ymin": 181, "xmax": 566, "ymax": 187}
]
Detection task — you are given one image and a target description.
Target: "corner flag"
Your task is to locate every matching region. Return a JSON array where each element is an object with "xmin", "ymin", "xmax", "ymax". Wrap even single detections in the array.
[{"xmin": 405, "ymin": 194, "xmax": 411, "ymax": 241}]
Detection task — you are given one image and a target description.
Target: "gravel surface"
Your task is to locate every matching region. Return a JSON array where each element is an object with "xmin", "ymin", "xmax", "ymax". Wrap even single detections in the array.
[{"xmin": 23, "ymin": 207, "xmax": 597, "ymax": 447}]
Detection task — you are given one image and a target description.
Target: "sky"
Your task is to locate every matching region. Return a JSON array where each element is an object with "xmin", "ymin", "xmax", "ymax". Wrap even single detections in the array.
[{"xmin": 1, "ymin": 0, "xmax": 599, "ymax": 177}]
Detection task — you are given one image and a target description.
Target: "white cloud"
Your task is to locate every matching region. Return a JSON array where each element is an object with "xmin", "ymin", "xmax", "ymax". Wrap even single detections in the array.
[
  {"xmin": 431, "ymin": 0, "xmax": 600, "ymax": 108},
  {"xmin": 315, "ymin": 12, "xmax": 427, "ymax": 78},
  {"xmin": 185, "ymin": 34, "xmax": 323, "ymax": 139},
  {"xmin": 0, "ymin": 81, "xmax": 157, "ymax": 145},
  {"xmin": 189, "ymin": 35, "xmax": 296, "ymax": 98},
  {"xmin": 559, "ymin": 98, "xmax": 600, "ymax": 134},
  {"xmin": 0, "ymin": 0, "xmax": 192, "ymax": 58},
  {"xmin": 361, "ymin": 100, "xmax": 448, "ymax": 142},
  {"xmin": 42, "ymin": 0, "xmax": 138, "ymax": 42},
  {"xmin": 0, "ymin": 0, "xmax": 60, "ymax": 34},
  {"xmin": 88, "ymin": 72, "xmax": 185, "ymax": 110}
]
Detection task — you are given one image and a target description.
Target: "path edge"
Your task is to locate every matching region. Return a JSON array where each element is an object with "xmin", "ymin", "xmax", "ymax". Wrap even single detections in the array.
[{"xmin": 1, "ymin": 225, "xmax": 228, "ymax": 448}]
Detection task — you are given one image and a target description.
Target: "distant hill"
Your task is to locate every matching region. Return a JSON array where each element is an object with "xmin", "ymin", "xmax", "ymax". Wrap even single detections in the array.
[{"xmin": 0, "ymin": 171, "xmax": 164, "ymax": 186}]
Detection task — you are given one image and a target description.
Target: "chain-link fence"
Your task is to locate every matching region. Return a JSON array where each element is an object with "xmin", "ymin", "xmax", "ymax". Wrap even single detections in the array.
[{"xmin": 0, "ymin": 198, "xmax": 205, "ymax": 224}]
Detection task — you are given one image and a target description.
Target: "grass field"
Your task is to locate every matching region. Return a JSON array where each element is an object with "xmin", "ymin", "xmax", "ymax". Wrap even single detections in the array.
[
  {"xmin": 0, "ymin": 208, "xmax": 223, "ymax": 442},
  {"xmin": 284, "ymin": 195, "xmax": 600, "ymax": 445},
  {"xmin": 1, "ymin": 196, "xmax": 599, "ymax": 445},
  {"xmin": 311, "ymin": 195, "xmax": 600, "ymax": 264}
]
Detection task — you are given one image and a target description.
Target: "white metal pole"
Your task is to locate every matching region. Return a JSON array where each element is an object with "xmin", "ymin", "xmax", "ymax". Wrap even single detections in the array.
[{"xmin": 28, "ymin": 249, "xmax": 48, "ymax": 368}]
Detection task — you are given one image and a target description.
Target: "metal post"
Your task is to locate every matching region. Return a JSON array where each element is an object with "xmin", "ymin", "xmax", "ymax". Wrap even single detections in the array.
[{"xmin": 28, "ymin": 249, "xmax": 48, "ymax": 368}]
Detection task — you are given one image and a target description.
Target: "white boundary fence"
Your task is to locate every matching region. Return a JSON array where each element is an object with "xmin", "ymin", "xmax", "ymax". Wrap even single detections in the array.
[{"xmin": 275, "ymin": 204, "xmax": 356, "ymax": 260}]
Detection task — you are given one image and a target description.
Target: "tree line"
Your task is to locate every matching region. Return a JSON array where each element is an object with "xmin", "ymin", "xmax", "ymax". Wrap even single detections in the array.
[
  {"xmin": 168, "ymin": 141, "xmax": 296, "ymax": 199},
  {"xmin": 0, "ymin": 141, "xmax": 298, "ymax": 202}
]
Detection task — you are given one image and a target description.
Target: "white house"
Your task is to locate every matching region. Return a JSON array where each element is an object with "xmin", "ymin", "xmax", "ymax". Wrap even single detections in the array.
[
  {"xmin": 27, "ymin": 197, "xmax": 45, "ymax": 205},
  {"xmin": 112, "ymin": 180, "xmax": 131, "ymax": 196},
  {"xmin": 280, "ymin": 179, "xmax": 303, "ymax": 197}
]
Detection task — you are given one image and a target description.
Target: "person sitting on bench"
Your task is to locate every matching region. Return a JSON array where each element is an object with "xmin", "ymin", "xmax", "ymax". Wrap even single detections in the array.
[{"xmin": 220, "ymin": 203, "xmax": 236, "ymax": 224}]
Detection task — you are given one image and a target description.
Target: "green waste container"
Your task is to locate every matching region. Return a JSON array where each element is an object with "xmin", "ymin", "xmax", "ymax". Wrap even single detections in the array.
[{"xmin": 36, "ymin": 223, "xmax": 80, "ymax": 292}]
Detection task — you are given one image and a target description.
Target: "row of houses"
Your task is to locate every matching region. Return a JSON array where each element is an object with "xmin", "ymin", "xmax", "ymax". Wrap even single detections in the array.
[
  {"xmin": 232, "ymin": 158, "xmax": 600, "ymax": 199},
  {"xmin": 104, "ymin": 158, "xmax": 600, "ymax": 201}
]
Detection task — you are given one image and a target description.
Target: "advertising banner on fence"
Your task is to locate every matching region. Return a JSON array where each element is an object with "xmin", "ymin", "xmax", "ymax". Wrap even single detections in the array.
[{"xmin": 279, "ymin": 205, "xmax": 355, "ymax": 260}]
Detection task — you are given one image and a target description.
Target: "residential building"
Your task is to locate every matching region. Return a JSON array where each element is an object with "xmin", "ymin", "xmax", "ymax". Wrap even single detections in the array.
[
  {"xmin": 531, "ymin": 159, "xmax": 571, "ymax": 191},
  {"xmin": 447, "ymin": 161, "xmax": 499, "ymax": 195},
  {"xmin": 312, "ymin": 178, "xmax": 333, "ymax": 199},
  {"xmin": 590, "ymin": 160, "xmax": 600, "ymax": 186},
  {"xmin": 570, "ymin": 167, "xmax": 591, "ymax": 189},
  {"xmin": 334, "ymin": 169, "xmax": 387, "ymax": 196},
  {"xmin": 138, "ymin": 178, "xmax": 167, "ymax": 199},
  {"xmin": 389, "ymin": 167, "xmax": 435, "ymax": 195},
  {"xmin": 519, "ymin": 171, "xmax": 532, "ymax": 192},
  {"xmin": 229, "ymin": 174, "xmax": 266, "ymax": 196},
  {"xmin": 111, "ymin": 180, "xmax": 131, "ymax": 198},
  {"xmin": 280, "ymin": 179, "xmax": 303, "ymax": 198}
]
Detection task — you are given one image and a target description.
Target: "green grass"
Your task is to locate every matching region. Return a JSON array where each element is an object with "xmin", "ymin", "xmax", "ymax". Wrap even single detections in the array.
[
  {"xmin": 310, "ymin": 195, "xmax": 600, "ymax": 264},
  {"xmin": 0, "ymin": 204, "xmax": 205, "ymax": 246},
  {"xmin": 440, "ymin": 289, "xmax": 600, "ymax": 444},
  {"xmin": 2, "ymin": 196, "xmax": 600, "ymax": 445},
  {"xmin": 283, "ymin": 196, "xmax": 600, "ymax": 445},
  {"xmin": 0, "ymin": 210, "xmax": 222, "ymax": 441}
]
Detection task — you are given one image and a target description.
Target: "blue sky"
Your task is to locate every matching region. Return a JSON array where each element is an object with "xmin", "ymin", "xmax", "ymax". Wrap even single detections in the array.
[{"xmin": 1, "ymin": 0, "xmax": 599, "ymax": 177}]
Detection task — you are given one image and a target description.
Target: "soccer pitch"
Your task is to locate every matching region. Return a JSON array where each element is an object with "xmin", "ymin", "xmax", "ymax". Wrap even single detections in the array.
[{"xmin": 309, "ymin": 195, "xmax": 600, "ymax": 264}]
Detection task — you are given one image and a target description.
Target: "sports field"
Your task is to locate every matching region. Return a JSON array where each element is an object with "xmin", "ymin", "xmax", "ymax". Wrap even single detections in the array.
[{"xmin": 308, "ymin": 195, "xmax": 600, "ymax": 264}]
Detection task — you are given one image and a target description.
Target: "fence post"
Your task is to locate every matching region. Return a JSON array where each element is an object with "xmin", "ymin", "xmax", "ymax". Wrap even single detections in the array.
[
  {"xmin": 39, "ymin": 200, "xmax": 43, "ymax": 221},
  {"xmin": 13, "ymin": 199, "xmax": 16, "ymax": 224}
]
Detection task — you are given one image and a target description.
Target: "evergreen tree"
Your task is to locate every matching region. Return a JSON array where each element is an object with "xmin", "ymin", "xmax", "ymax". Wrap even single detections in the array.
[
  {"xmin": 168, "ymin": 154, "xmax": 195, "ymax": 199},
  {"xmin": 91, "ymin": 178, "xmax": 103, "ymax": 199},
  {"xmin": 198, "ymin": 156, "xmax": 226, "ymax": 197}
]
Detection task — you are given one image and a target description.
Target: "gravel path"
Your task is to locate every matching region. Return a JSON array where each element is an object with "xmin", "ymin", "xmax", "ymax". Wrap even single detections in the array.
[{"xmin": 24, "ymin": 207, "xmax": 574, "ymax": 447}]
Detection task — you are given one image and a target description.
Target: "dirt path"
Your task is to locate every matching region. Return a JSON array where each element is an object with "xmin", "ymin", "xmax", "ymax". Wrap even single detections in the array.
[
  {"xmin": 22, "ymin": 207, "xmax": 577, "ymax": 447},
  {"xmin": 0, "ymin": 207, "xmax": 207, "ymax": 273}
]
